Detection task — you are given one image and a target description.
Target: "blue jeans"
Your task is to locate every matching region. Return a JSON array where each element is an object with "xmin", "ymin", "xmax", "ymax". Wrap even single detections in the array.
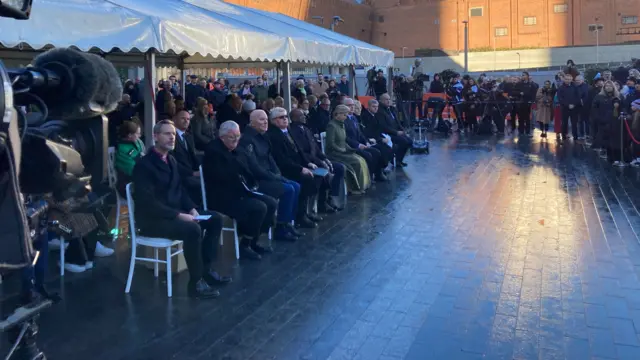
[
  {"xmin": 278, "ymin": 179, "xmax": 300, "ymax": 223},
  {"xmin": 330, "ymin": 162, "xmax": 345, "ymax": 196}
]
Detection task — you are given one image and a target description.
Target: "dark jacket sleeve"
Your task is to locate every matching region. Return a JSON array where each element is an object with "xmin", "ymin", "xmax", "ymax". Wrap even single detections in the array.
[
  {"xmin": 242, "ymin": 149, "xmax": 279, "ymax": 182},
  {"xmin": 191, "ymin": 116, "xmax": 212, "ymax": 150},
  {"xmin": 270, "ymin": 134, "xmax": 304, "ymax": 175},
  {"xmin": 132, "ymin": 160, "xmax": 180, "ymax": 220},
  {"xmin": 344, "ymin": 118, "xmax": 362, "ymax": 149}
]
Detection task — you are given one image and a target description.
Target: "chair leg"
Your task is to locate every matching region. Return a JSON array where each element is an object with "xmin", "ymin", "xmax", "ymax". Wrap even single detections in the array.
[
  {"xmin": 125, "ymin": 244, "xmax": 137, "ymax": 293},
  {"xmin": 60, "ymin": 238, "xmax": 65, "ymax": 276},
  {"xmin": 113, "ymin": 198, "xmax": 121, "ymax": 242},
  {"xmin": 166, "ymin": 247, "xmax": 172, "ymax": 298},
  {"xmin": 268, "ymin": 227, "xmax": 272, "ymax": 247},
  {"xmin": 153, "ymin": 248, "xmax": 159, "ymax": 278},
  {"xmin": 219, "ymin": 229, "xmax": 224, "ymax": 246},
  {"xmin": 233, "ymin": 221, "xmax": 240, "ymax": 260}
]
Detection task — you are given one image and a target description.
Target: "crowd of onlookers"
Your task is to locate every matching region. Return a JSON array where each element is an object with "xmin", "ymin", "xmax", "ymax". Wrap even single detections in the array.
[{"xmin": 106, "ymin": 71, "xmax": 414, "ymax": 298}]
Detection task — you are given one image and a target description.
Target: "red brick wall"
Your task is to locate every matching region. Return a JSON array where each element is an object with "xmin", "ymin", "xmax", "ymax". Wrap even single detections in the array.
[{"xmin": 224, "ymin": 0, "xmax": 640, "ymax": 57}]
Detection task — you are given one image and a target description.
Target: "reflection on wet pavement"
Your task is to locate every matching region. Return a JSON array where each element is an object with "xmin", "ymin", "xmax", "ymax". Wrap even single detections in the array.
[{"xmin": 36, "ymin": 134, "xmax": 640, "ymax": 359}]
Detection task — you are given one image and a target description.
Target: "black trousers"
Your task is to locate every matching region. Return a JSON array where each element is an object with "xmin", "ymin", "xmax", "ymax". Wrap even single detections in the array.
[
  {"xmin": 562, "ymin": 107, "xmax": 579, "ymax": 138},
  {"xmin": 356, "ymin": 147, "xmax": 382, "ymax": 176},
  {"xmin": 391, "ymin": 134, "xmax": 413, "ymax": 163},
  {"xmin": 139, "ymin": 211, "xmax": 223, "ymax": 284},
  {"xmin": 211, "ymin": 194, "xmax": 276, "ymax": 242},
  {"xmin": 372, "ymin": 142, "xmax": 393, "ymax": 166},
  {"xmin": 517, "ymin": 105, "xmax": 531, "ymax": 134},
  {"xmin": 66, "ymin": 229, "xmax": 99, "ymax": 266}
]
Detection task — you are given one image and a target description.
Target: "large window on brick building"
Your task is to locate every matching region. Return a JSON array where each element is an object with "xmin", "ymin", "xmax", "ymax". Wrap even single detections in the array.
[
  {"xmin": 553, "ymin": 4, "xmax": 568, "ymax": 13},
  {"xmin": 495, "ymin": 27, "xmax": 508, "ymax": 37},
  {"xmin": 622, "ymin": 16, "xmax": 638, "ymax": 25},
  {"xmin": 470, "ymin": 7, "xmax": 483, "ymax": 17},
  {"xmin": 523, "ymin": 16, "xmax": 537, "ymax": 26}
]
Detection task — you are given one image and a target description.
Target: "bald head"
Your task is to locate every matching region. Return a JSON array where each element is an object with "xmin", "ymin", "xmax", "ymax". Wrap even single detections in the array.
[
  {"xmin": 249, "ymin": 109, "xmax": 269, "ymax": 134},
  {"xmin": 290, "ymin": 108, "xmax": 305, "ymax": 123}
]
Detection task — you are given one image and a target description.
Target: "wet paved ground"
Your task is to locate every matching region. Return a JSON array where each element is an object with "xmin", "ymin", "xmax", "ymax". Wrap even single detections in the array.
[{"xmin": 17, "ymin": 132, "xmax": 640, "ymax": 359}]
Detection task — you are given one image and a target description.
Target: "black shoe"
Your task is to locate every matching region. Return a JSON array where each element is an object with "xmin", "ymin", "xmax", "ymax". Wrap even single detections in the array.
[
  {"xmin": 318, "ymin": 203, "xmax": 337, "ymax": 214},
  {"xmin": 307, "ymin": 213, "xmax": 323, "ymax": 222},
  {"xmin": 274, "ymin": 231, "xmax": 298, "ymax": 242},
  {"xmin": 400, "ymin": 162, "xmax": 408, "ymax": 167},
  {"xmin": 376, "ymin": 173, "xmax": 388, "ymax": 182},
  {"xmin": 240, "ymin": 246, "xmax": 262, "ymax": 260},
  {"xmin": 204, "ymin": 270, "xmax": 232, "ymax": 285},
  {"xmin": 252, "ymin": 244, "xmax": 274, "ymax": 254},
  {"xmin": 327, "ymin": 198, "xmax": 343, "ymax": 211},
  {"xmin": 285, "ymin": 223, "xmax": 304, "ymax": 237},
  {"xmin": 188, "ymin": 279, "xmax": 221, "ymax": 299},
  {"xmin": 296, "ymin": 217, "xmax": 317, "ymax": 229}
]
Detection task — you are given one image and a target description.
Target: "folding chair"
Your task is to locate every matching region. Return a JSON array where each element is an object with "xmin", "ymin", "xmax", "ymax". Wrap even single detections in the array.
[{"xmin": 107, "ymin": 147, "xmax": 125, "ymax": 241}]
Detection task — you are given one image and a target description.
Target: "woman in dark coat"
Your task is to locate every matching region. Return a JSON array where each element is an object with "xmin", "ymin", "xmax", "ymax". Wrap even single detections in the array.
[
  {"xmin": 591, "ymin": 80, "xmax": 624, "ymax": 162},
  {"xmin": 191, "ymin": 97, "xmax": 216, "ymax": 151}
]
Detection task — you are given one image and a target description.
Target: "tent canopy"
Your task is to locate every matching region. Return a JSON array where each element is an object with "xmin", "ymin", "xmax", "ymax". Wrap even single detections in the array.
[{"xmin": 0, "ymin": 0, "xmax": 394, "ymax": 67}]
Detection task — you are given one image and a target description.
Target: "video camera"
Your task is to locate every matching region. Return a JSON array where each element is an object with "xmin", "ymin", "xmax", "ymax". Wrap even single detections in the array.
[{"xmin": 0, "ymin": 2, "xmax": 123, "ymax": 358}]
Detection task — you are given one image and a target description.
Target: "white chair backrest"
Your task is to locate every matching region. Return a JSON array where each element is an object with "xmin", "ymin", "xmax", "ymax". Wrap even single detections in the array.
[
  {"xmin": 199, "ymin": 165, "xmax": 208, "ymax": 211},
  {"xmin": 125, "ymin": 183, "xmax": 137, "ymax": 243},
  {"xmin": 320, "ymin": 132, "xmax": 327, "ymax": 154},
  {"xmin": 107, "ymin": 147, "xmax": 117, "ymax": 188}
]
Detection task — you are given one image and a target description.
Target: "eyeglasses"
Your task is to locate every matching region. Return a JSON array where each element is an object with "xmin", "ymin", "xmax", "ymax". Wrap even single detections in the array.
[
  {"xmin": 223, "ymin": 134, "xmax": 241, "ymax": 141},
  {"xmin": 276, "ymin": 115, "xmax": 288, "ymax": 120}
]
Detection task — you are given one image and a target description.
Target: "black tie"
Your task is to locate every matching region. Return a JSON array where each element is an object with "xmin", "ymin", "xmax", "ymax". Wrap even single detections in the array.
[{"xmin": 284, "ymin": 131, "xmax": 297, "ymax": 152}]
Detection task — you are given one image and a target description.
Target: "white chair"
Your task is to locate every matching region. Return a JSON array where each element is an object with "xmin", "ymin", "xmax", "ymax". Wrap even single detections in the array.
[
  {"xmin": 124, "ymin": 183, "xmax": 184, "ymax": 297},
  {"xmin": 107, "ymin": 147, "xmax": 125, "ymax": 241},
  {"xmin": 320, "ymin": 132, "xmax": 327, "ymax": 154}
]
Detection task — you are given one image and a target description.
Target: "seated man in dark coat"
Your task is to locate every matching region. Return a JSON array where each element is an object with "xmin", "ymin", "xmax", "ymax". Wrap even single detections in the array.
[
  {"xmin": 362, "ymin": 99, "xmax": 394, "ymax": 155},
  {"xmin": 132, "ymin": 120, "xmax": 229, "ymax": 299},
  {"xmin": 202, "ymin": 121, "xmax": 281, "ymax": 259},
  {"xmin": 239, "ymin": 110, "xmax": 310, "ymax": 233},
  {"xmin": 378, "ymin": 93, "xmax": 413, "ymax": 167},
  {"xmin": 169, "ymin": 110, "xmax": 202, "ymax": 205},
  {"xmin": 289, "ymin": 108, "xmax": 344, "ymax": 212},
  {"xmin": 308, "ymin": 96, "xmax": 331, "ymax": 135},
  {"xmin": 343, "ymin": 97, "xmax": 389, "ymax": 181},
  {"xmin": 267, "ymin": 107, "xmax": 324, "ymax": 227}
]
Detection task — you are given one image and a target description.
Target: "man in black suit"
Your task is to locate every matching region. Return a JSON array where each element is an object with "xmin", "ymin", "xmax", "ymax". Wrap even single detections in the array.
[
  {"xmin": 267, "ymin": 107, "xmax": 323, "ymax": 226},
  {"xmin": 170, "ymin": 110, "xmax": 202, "ymax": 205},
  {"xmin": 342, "ymin": 97, "xmax": 388, "ymax": 181},
  {"xmin": 308, "ymin": 96, "xmax": 331, "ymax": 135},
  {"xmin": 378, "ymin": 93, "xmax": 413, "ymax": 167},
  {"xmin": 132, "ymin": 120, "xmax": 230, "ymax": 299},
  {"xmin": 202, "ymin": 121, "xmax": 279, "ymax": 260}
]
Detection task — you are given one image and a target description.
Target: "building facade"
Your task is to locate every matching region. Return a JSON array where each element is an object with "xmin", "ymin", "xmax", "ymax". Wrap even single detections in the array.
[{"xmin": 225, "ymin": 0, "xmax": 640, "ymax": 57}]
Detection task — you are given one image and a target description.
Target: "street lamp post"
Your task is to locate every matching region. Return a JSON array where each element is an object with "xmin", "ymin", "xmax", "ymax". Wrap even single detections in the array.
[
  {"xmin": 589, "ymin": 23, "xmax": 604, "ymax": 64},
  {"xmin": 401, "ymin": 46, "xmax": 408, "ymax": 58},
  {"xmin": 462, "ymin": 20, "xmax": 469, "ymax": 73}
]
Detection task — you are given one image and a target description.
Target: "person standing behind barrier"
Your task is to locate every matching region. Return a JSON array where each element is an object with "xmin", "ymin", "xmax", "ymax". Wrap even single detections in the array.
[
  {"xmin": 630, "ymin": 98, "xmax": 640, "ymax": 166},
  {"xmin": 535, "ymin": 81, "xmax": 553, "ymax": 139},
  {"xmin": 587, "ymin": 78, "xmax": 604, "ymax": 144},
  {"xmin": 574, "ymin": 75, "xmax": 589, "ymax": 140},
  {"xmin": 514, "ymin": 72, "xmax": 538, "ymax": 137},
  {"xmin": 557, "ymin": 74, "xmax": 581, "ymax": 141},
  {"xmin": 591, "ymin": 81, "xmax": 619, "ymax": 155}
]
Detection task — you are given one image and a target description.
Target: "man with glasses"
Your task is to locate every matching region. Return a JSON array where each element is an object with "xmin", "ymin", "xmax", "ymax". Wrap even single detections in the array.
[
  {"xmin": 267, "ymin": 107, "xmax": 324, "ymax": 228},
  {"xmin": 202, "ymin": 120, "xmax": 280, "ymax": 260},
  {"xmin": 239, "ymin": 110, "xmax": 308, "ymax": 235}
]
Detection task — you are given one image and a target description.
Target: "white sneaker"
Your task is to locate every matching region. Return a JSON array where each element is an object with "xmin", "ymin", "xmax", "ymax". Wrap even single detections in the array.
[
  {"xmin": 85, "ymin": 261, "xmax": 94, "ymax": 269},
  {"xmin": 94, "ymin": 242, "xmax": 114, "ymax": 257},
  {"xmin": 62, "ymin": 262, "xmax": 86, "ymax": 273}
]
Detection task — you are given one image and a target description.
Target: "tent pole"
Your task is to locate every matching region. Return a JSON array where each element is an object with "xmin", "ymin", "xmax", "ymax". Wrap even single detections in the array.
[
  {"xmin": 179, "ymin": 57, "xmax": 186, "ymax": 98},
  {"xmin": 348, "ymin": 66, "xmax": 356, "ymax": 98},
  {"xmin": 143, "ymin": 51, "xmax": 157, "ymax": 147},
  {"xmin": 283, "ymin": 61, "xmax": 292, "ymax": 113},
  {"xmin": 276, "ymin": 62, "xmax": 281, "ymax": 97}
]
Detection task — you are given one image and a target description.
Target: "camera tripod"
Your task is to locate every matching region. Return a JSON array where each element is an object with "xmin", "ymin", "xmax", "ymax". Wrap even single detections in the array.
[{"xmin": 2, "ymin": 290, "xmax": 52, "ymax": 360}]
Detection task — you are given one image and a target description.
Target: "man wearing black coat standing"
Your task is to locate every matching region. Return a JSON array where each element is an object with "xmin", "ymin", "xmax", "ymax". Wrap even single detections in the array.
[
  {"xmin": 267, "ymin": 107, "xmax": 324, "ymax": 226},
  {"xmin": 169, "ymin": 110, "xmax": 202, "ymax": 206},
  {"xmin": 132, "ymin": 120, "xmax": 230, "ymax": 299}
]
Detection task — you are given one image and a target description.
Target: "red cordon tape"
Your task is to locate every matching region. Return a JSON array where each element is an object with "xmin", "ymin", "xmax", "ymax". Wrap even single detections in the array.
[{"xmin": 623, "ymin": 117, "xmax": 640, "ymax": 145}]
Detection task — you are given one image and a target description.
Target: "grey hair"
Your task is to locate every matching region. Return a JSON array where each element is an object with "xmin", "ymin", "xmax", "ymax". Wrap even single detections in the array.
[
  {"xmin": 368, "ymin": 99, "xmax": 379, "ymax": 107},
  {"xmin": 269, "ymin": 107, "xmax": 288, "ymax": 120},
  {"xmin": 342, "ymin": 97, "xmax": 354, "ymax": 105},
  {"xmin": 153, "ymin": 119, "xmax": 174, "ymax": 134},
  {"xmin": 333, "ymin": 104, "xmax": 350, "ymax": 115},
  {"xmin": 218, "ymin": 120, "xmax": 240, "ymax": 137}
]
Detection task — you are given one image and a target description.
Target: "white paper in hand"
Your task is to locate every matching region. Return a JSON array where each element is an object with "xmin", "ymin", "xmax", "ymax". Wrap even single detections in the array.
[{"xmin": 194, "ymin": 215, "xmax": 211, "ymax": 221}]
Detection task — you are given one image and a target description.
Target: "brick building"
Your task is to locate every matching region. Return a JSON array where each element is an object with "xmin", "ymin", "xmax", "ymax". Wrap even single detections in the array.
[{"xmin": 225, "ymin": 0, "xmax": 640, "ymax": 57}]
